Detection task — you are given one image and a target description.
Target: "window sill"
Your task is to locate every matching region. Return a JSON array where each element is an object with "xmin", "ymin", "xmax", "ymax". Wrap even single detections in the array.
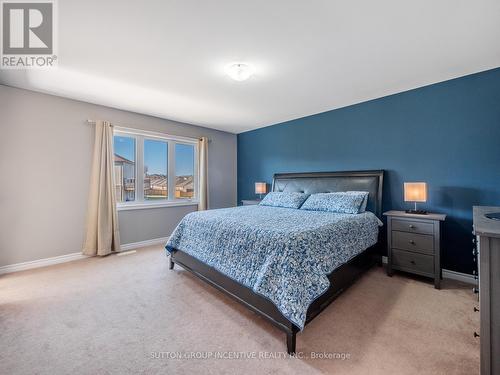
[{"xmin": 117, "ymin": 200, "xmax": 199, "ymax": 211}]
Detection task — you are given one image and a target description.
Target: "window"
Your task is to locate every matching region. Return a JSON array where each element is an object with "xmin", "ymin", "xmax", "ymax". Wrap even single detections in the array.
[
  {"xmin": 113, "ymin": 127, "xmax": 198, "ymax": 209},
  {"xmin": 175, "ymin": 143, "xmax": 195, "ymax": 199},
  {"xmin": 114, "ymin": 135, "xmax": 136, "ymax": 202},
  {"xmin": 144, "ymin": 139, "xmax": 168, "ymax": 200}
]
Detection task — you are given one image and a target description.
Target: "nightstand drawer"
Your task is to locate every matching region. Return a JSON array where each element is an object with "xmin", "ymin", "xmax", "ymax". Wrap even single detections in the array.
[
  {"xmin": 392, "ymin": 231, "xmax": 434, "ymax": 254},
  {"xmin": 392, "ymin": 249, "xmax": 434, "ymax": 275},
  {"xmin": 392, "ymin": 219, "xmax": 434, "ymax": 235}
]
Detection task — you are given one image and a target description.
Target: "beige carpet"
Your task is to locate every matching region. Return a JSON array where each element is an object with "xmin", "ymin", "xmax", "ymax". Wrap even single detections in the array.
[{"xmin": 0, "ymin": 245, "xmax": 479, "ymax": 375}]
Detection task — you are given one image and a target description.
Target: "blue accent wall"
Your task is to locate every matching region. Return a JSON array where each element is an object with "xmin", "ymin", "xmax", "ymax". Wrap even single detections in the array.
[{"xmin": 237, "ymin": 67, "xmax": 500, "ymax": 274}]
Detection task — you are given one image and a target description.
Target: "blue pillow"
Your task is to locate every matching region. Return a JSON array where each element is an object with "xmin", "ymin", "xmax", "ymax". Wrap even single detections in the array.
[
  {"xmin": 259, "ymin": 192, "xmax": 310, "ymax": 209},
  {"xmin": 347, "ymin": 191, "xmax": 370, "ymax": 213},
  {"xmin": 300, "ymin": 192, "xmax": 367, "ymax": 214}
]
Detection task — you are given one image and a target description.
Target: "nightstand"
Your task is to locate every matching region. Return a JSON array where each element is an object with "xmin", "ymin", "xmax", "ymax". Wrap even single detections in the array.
[
  {"xmin": 384, "ymin": 210, "xmax": 446, "ymax": 289},
  {"xmin": 241, "ymin": 199, "xmax": 261, "ymax": 206}
]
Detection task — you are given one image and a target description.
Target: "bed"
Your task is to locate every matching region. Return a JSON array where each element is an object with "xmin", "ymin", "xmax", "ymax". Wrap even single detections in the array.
[{"xmin": 166, "ymin": 170, "xmax": 384, "ymax": 353}]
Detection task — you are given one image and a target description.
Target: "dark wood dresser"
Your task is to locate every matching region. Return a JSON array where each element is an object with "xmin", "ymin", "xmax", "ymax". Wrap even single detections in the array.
[{"xmin": 473, "ymin": 206, "xmax": 500, "ymax": 375}]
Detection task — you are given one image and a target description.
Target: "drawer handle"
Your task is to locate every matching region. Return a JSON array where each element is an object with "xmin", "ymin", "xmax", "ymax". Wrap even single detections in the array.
[
  {"xmin": 474, "ymin": 332, "xmax": 480, "ymax": 338},
  {"xmin": 409, "ymin": 240, "xmax": 416, "ymax": 245},
  {"xmin": 409, "ymin": 225, "xmax": 415, "ymax": 229},
  {"xmin": 410, "ymin": 260, "xmax": 416, "ymax": 265}
]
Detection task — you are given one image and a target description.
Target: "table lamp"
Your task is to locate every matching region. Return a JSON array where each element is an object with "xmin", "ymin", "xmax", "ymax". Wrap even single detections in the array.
[
  {"xmin": 404, "ymin": 182, "xmax": 427, "ymax": 214},
  {"xmin": 255, "ymin": 182, "xmax": 267, "ymax": 199}
]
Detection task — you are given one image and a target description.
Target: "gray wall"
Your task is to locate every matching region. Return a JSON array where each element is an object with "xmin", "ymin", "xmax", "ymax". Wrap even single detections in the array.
[{"xmin": 0, "ymin": 85, "xmax": 237, "ymax": 267}]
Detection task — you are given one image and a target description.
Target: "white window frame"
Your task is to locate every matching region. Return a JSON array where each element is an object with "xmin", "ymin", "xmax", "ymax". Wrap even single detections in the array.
[{"xmin": 113, "ymin": 126, "xmax": 199, "ymax": 211}]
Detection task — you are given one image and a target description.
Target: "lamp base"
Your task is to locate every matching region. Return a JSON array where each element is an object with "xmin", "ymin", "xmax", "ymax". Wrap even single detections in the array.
[{"xmin": 405, "ymin": 209, "xmax": 428, "ymax": 215}]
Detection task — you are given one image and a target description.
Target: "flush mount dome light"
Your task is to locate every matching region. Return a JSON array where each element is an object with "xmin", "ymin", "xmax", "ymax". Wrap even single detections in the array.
[{"xmin": 225, "ymin": 63, "xmax": 254, "ymax": 81}]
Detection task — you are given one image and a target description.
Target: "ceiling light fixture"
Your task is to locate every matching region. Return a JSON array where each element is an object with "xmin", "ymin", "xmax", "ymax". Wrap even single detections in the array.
[{"xmin": 225, "ymin": 63, "xmax": 254, "ymax": 81}]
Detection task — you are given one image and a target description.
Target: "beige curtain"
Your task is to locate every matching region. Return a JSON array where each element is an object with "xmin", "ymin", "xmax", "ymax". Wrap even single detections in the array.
[
  {"xmin": 198, "ymin": 137, "xmax": 209, "ymax": 211},
  {"xmin": 82, "ymin": 120, "xmax": 121, "ymax": 256}
]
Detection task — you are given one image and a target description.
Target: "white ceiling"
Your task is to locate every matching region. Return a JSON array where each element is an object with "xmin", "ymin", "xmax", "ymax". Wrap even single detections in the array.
[{"xmin": 1, "ymin": 0, "xmax": 500, "ymax": 133}]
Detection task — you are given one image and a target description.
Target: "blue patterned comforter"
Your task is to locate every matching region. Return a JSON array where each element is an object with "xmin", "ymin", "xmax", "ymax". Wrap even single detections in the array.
[{"xmin": 165, "ymin": 205, "xmax": 382, "ymax": 329}]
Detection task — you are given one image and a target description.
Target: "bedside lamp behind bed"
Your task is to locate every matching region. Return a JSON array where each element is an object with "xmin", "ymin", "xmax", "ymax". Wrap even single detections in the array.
[{"xmin": 255, "ymin": 182, "xmax": 267, "ymax": 200}]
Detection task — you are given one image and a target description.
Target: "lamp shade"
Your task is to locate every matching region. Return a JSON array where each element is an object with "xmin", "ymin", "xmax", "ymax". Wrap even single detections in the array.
[
  {"xmin": 255, "ymin": 182, "xmax": 267, "ymax": 195},
  {"xmin": 404, "ymin": 182, "xmax": 427, "ymax": 202}
]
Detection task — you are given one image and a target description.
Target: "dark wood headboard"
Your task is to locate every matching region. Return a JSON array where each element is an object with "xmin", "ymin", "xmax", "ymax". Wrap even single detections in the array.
[{"xmin": 272, "ymin": 170, "xmax": 384, "ymax": 218}]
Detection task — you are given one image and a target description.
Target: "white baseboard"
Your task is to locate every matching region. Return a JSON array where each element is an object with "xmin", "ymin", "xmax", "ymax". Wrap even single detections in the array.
[
  {"xmin": 0, "ymin": 252, "xmax": 89, "ymax": 275},
  {"xmin": 441, "ymin": 269, "xmax": 477, "ymax": 285},
  {"xmin": 120, "ymin": 236, "xmax": 169, "ymax": 251},
  {"xmin": 1, "ymin": 241, "xmax": 475, "ymax": 286},
  {"xmin": 381, "ymin": 256, "xmax": 477, "ymax": 285},
  {"xmin": 0, "ymin": 236, "xmax": 170, "ymax": 276}
]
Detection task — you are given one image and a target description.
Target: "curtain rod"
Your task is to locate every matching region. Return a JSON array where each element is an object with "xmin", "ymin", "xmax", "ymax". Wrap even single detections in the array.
[
  {"xmin": 85, "ymin": 119, "xmax": 210, "ymax": 142},
  {"xmin": 86, "ymin": 119, "xmax": 113, "ymax": 127}
]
